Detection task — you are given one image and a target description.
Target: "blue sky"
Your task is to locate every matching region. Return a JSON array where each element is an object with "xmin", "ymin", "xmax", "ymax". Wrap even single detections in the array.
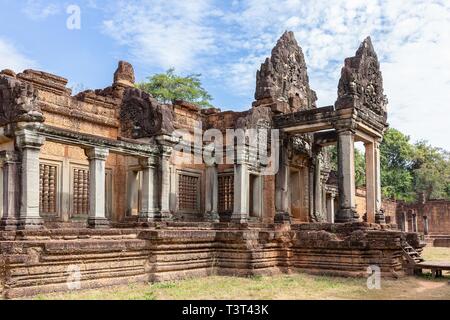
[{"xmin": 1, "ymin": 0, "xmax": 450, "ymax": 150}]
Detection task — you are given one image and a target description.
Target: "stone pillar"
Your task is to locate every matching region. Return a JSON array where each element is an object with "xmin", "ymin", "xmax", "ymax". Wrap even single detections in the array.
[
  {"xmin": 275, "ymin": 138, "xmax": 290, "ymax": 223},
  {"xmin": 85, "ymin": 147, "xmax": 110, "ymax": 228},
  {"xmin": 308, "ymin": 165, "xmax": 314, "ymax": 222},
  {"xmin": 335, "ymin": 126, "xmax": 358, "ymax": 223},
  {"xmin": 0, "ymin": 151, "xmax": 20, "ymax": 230},
  {"xmin": 16, "ymin": 130, "xmax": 45, "ymax": 229},
  {"xmin": 365, "ymin": 141, "xmax": 376, "ymax": 223},
  {"xmin": 403, "ymin": 212, "xmax": 409, "ymax": 232},
  {"xmin": 231, "ymin": 162, "xmax": 249, "ymax": 223},
  {"xmin": 155, "ymin": 134, "xmax": 178, "ymax": 221},
  {"xmin": 412, "ymin": 212, "xmax": 418, "ymax": 232},
  {"xmin": 423, "ymin": 216, "xmax": 429, "ymax": 235},
  {"xmin": 374, "ymin": 140, "xmax": 385, "ymax": 224},
  {"xmin": 126, "ymin": 169, "xmax": 139, "ymax": 216},
  {"xmin": 138, "ymin": 157, "xmax": 159, "ymax": 222},
  {"xmin": 159, "ymin": 146, "xmax": 173, "ymax": 221},
  {"xmin": 326, "ymin": 192, "xmax": 335, "ymax": 224},
  {"xmin": 205, "ymin": 165, "xmax": 219, "ymax": 222}
]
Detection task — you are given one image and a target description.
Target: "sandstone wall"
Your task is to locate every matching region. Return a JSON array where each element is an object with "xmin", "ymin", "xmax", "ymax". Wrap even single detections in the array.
[
  {"xmin": 0, "ymin": 223, "xmax": 409, "ymax": 299},
  {"xmin": 355, "ymin": 188, "xmax": 398, "ymax": 225},
  {"xmin": 398, "ymin": 200, "xmax": 450, "ymax": 235}
]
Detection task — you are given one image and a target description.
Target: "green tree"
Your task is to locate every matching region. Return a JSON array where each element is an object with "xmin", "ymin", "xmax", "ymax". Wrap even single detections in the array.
[
  {"xmin": 354, "ymin": 149, "xmax": 366, "ymax": 188},
  {"xmin": 380, "ymin": 128, "xmax": 415, "ymax": 202},
  {"xmin": 137, "ymin": 68, "xmax": 213, "ymax": 108},
  {"xmin": 412, "ymin": 141, "xmax": 450, "ymax": 201},
  {"xmin": 328, "ymin": 146, "xmax": 365, "ymax": 188}
]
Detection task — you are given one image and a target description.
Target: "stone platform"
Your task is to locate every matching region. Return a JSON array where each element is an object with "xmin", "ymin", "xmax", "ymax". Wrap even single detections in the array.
[{"xmin": 0, "ymin": 222, "xmax": 416, "ymax": 299}]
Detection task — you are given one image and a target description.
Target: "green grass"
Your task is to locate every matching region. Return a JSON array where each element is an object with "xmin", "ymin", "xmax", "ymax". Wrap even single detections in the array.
[{"xmin": 33, "ymin": 247, "xmax": 450, "ymax": 300}]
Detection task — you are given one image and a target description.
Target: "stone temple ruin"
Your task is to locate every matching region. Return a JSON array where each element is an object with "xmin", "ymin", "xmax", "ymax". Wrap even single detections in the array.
[{"xmin": 0, "ymin": 32, "xmax": 425, "ymax": 298}]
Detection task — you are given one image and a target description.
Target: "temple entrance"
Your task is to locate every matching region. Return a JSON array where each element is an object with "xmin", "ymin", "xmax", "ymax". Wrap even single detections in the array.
[{"xmin": 289, "ymin": 168, "xmax": 308, "ymax": 222}]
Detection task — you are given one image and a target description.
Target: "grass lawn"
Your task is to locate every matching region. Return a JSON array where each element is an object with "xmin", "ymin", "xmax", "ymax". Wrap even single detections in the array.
[{"xmin": 35, "ymin": 247, "xmax": 450, "ymax": 300}]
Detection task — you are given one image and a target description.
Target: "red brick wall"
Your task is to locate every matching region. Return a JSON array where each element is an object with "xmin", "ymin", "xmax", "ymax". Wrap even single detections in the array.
[{"xmin": 397, "ymin": 200, "xmax": 450, "ymax": 234}]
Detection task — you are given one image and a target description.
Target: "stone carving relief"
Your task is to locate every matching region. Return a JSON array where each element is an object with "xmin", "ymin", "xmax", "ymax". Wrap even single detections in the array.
[
  {"xmin": 255, "ymin": 31, "xmax": 317, "ymax": 112},
  {"xmin": 120, "ymin": 88, "xmax": 174, "ymax": 139},
  {"xmin": 287, "ymin": 133, "xmax": 313, "ymax": 160},
  {"xmin": 335, "ymin": 37, "xmax": 388, "ymax": 121},
  {"xmin": 0, "ymin": 73, "xmax": 44, "ymax": 126}
]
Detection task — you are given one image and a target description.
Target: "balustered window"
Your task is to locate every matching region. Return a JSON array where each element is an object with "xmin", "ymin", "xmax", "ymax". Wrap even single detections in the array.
[
  {"xmin": 39, "ymin": 163, "xmax": 58, "ymax": 215},
  {"xmin": 178, "ymin": 172, "xmax": 200, "ymax": 212},
  {"xmin": 72, "ymin": 168, "xmax": 89, "ymax": 216},
  {"xmin": 218, "ymin": 174, "xmax": 234, "ymax": 214}
]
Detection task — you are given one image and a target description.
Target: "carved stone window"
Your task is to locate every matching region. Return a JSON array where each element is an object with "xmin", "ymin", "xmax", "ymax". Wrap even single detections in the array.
[
  {"xmin": 178, "ymin": 173, "xmax": 200, "ymax": 212},
  {"xmin": 218, "ymin": 174, "xmax": 234, "ymax": 214},
  {"xmin": 73, "ymin": 168, "xmax": 89, "ymax": 216},
  {"xmin": 39, "ymin": 163, "xmax": 58, "ymax": 215}
]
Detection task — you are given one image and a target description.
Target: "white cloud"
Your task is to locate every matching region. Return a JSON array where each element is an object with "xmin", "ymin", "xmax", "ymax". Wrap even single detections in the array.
[
  {"xmin": 102, "ymin": 0, "xmax": 218, "ymax": 72},
  {"xmin": 0, "ymin": 38, "xmax": 36, "ymax": 72},
  {"xmin": 217, "ymin": 0, "xmax": 450, "ymax": 149},
  {"xmin": 100, "ymin": 0, "xmax": 450, "ymax": 149},
  {"xmin": 22, "ymin": 0, "xmax": 61, "ymax": 20}
]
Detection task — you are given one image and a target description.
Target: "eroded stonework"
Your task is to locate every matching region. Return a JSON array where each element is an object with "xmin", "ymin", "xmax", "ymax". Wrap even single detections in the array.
[
  {"xmin": 336, "ymin": 37, "xmax": 388, "ymax": 121},
  {"xmin": 0, "ymin": 31, "xmax": 426, "ymax": 299},
  {"xmin": 254, "ymin": 31, "xmax": 317, "ymax": 113}
]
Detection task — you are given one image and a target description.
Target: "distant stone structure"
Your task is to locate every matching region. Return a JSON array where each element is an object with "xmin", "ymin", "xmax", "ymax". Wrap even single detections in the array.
[{"xmin": 0, "ymin": 32, "xmax": 425, "ymax": 298}]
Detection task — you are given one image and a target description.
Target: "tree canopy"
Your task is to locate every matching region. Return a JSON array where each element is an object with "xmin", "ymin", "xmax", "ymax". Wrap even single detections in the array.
[
  {"xmin": 329, "ymin": 128, "xmax": 450, "ymax": 203},
  {"xmin": 137, "ymin": 68, "xmax": 213, "ymax": 108}
]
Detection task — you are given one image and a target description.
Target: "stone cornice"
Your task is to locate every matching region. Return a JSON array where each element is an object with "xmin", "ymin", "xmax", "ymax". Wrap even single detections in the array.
[{"xmin": 37, "ymin": 125, "xmax": 160, "ymax": 157}]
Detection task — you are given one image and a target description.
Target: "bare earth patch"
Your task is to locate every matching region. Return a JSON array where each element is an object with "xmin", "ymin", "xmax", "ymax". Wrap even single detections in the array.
[{"xmin": 33, "ymin": 247, "xmax": 450, "ymax": 300}]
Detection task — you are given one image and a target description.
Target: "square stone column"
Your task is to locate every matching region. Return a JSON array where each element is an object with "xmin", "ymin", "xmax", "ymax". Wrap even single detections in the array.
[
  {"xmin": 326, "ymin": 192, "xmax": 335, "ymax": 224},
  {"xmin": 156, "ymin": 134, "xmax": 178, "ymax": 221},
  {"xmin": 423, "ymin": 216, "xmax": 429, "ymax": 235},
  {"xmin": 402, "ymin": 212, "xmax": 409, "ymax": 232},
  {"xmin": 204, "ymin": 165, "xmax": 219, "ymax": 222},
  {"xmin": 313, "ymin": 151, "xmax": 323, "ymax": 222},
  {"xmin": 0, "ymin": 151, "xmax": 20, "ymax": 230},
  {"xmin": 126, "ymin": 169, "xmax": 139, "ymax": 216},
  {"xmin": 335, "ymin": 127, "xmax": 358, "ymax": 223},
  {"xmin": 16, "ymin": 129, "xmax": 45, "ymax": 229},
  {"xmin": 85, "ymin": 147, "xmax": 110, "ymax": 229},
  {"xmin": 374, "ymin": 140, "xmax": 385, "ymax": 224},
  {"xmin": 159, "ymin": 146, "xmax": 173, "ymax": 221},
  {"xmin": 231, "ymin": 163, "xmax": 249, "ymax": 224},
  {"xmin": 275, "ymin": 138, "xmax": 290, "ymax": 223},
  {"xmin": 138, "ymin": 157, "xmax": 159, "ymax": 222},
  {"xmin": 365, "ymin": 141, "xmax": 376, "ymax": 223}
]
